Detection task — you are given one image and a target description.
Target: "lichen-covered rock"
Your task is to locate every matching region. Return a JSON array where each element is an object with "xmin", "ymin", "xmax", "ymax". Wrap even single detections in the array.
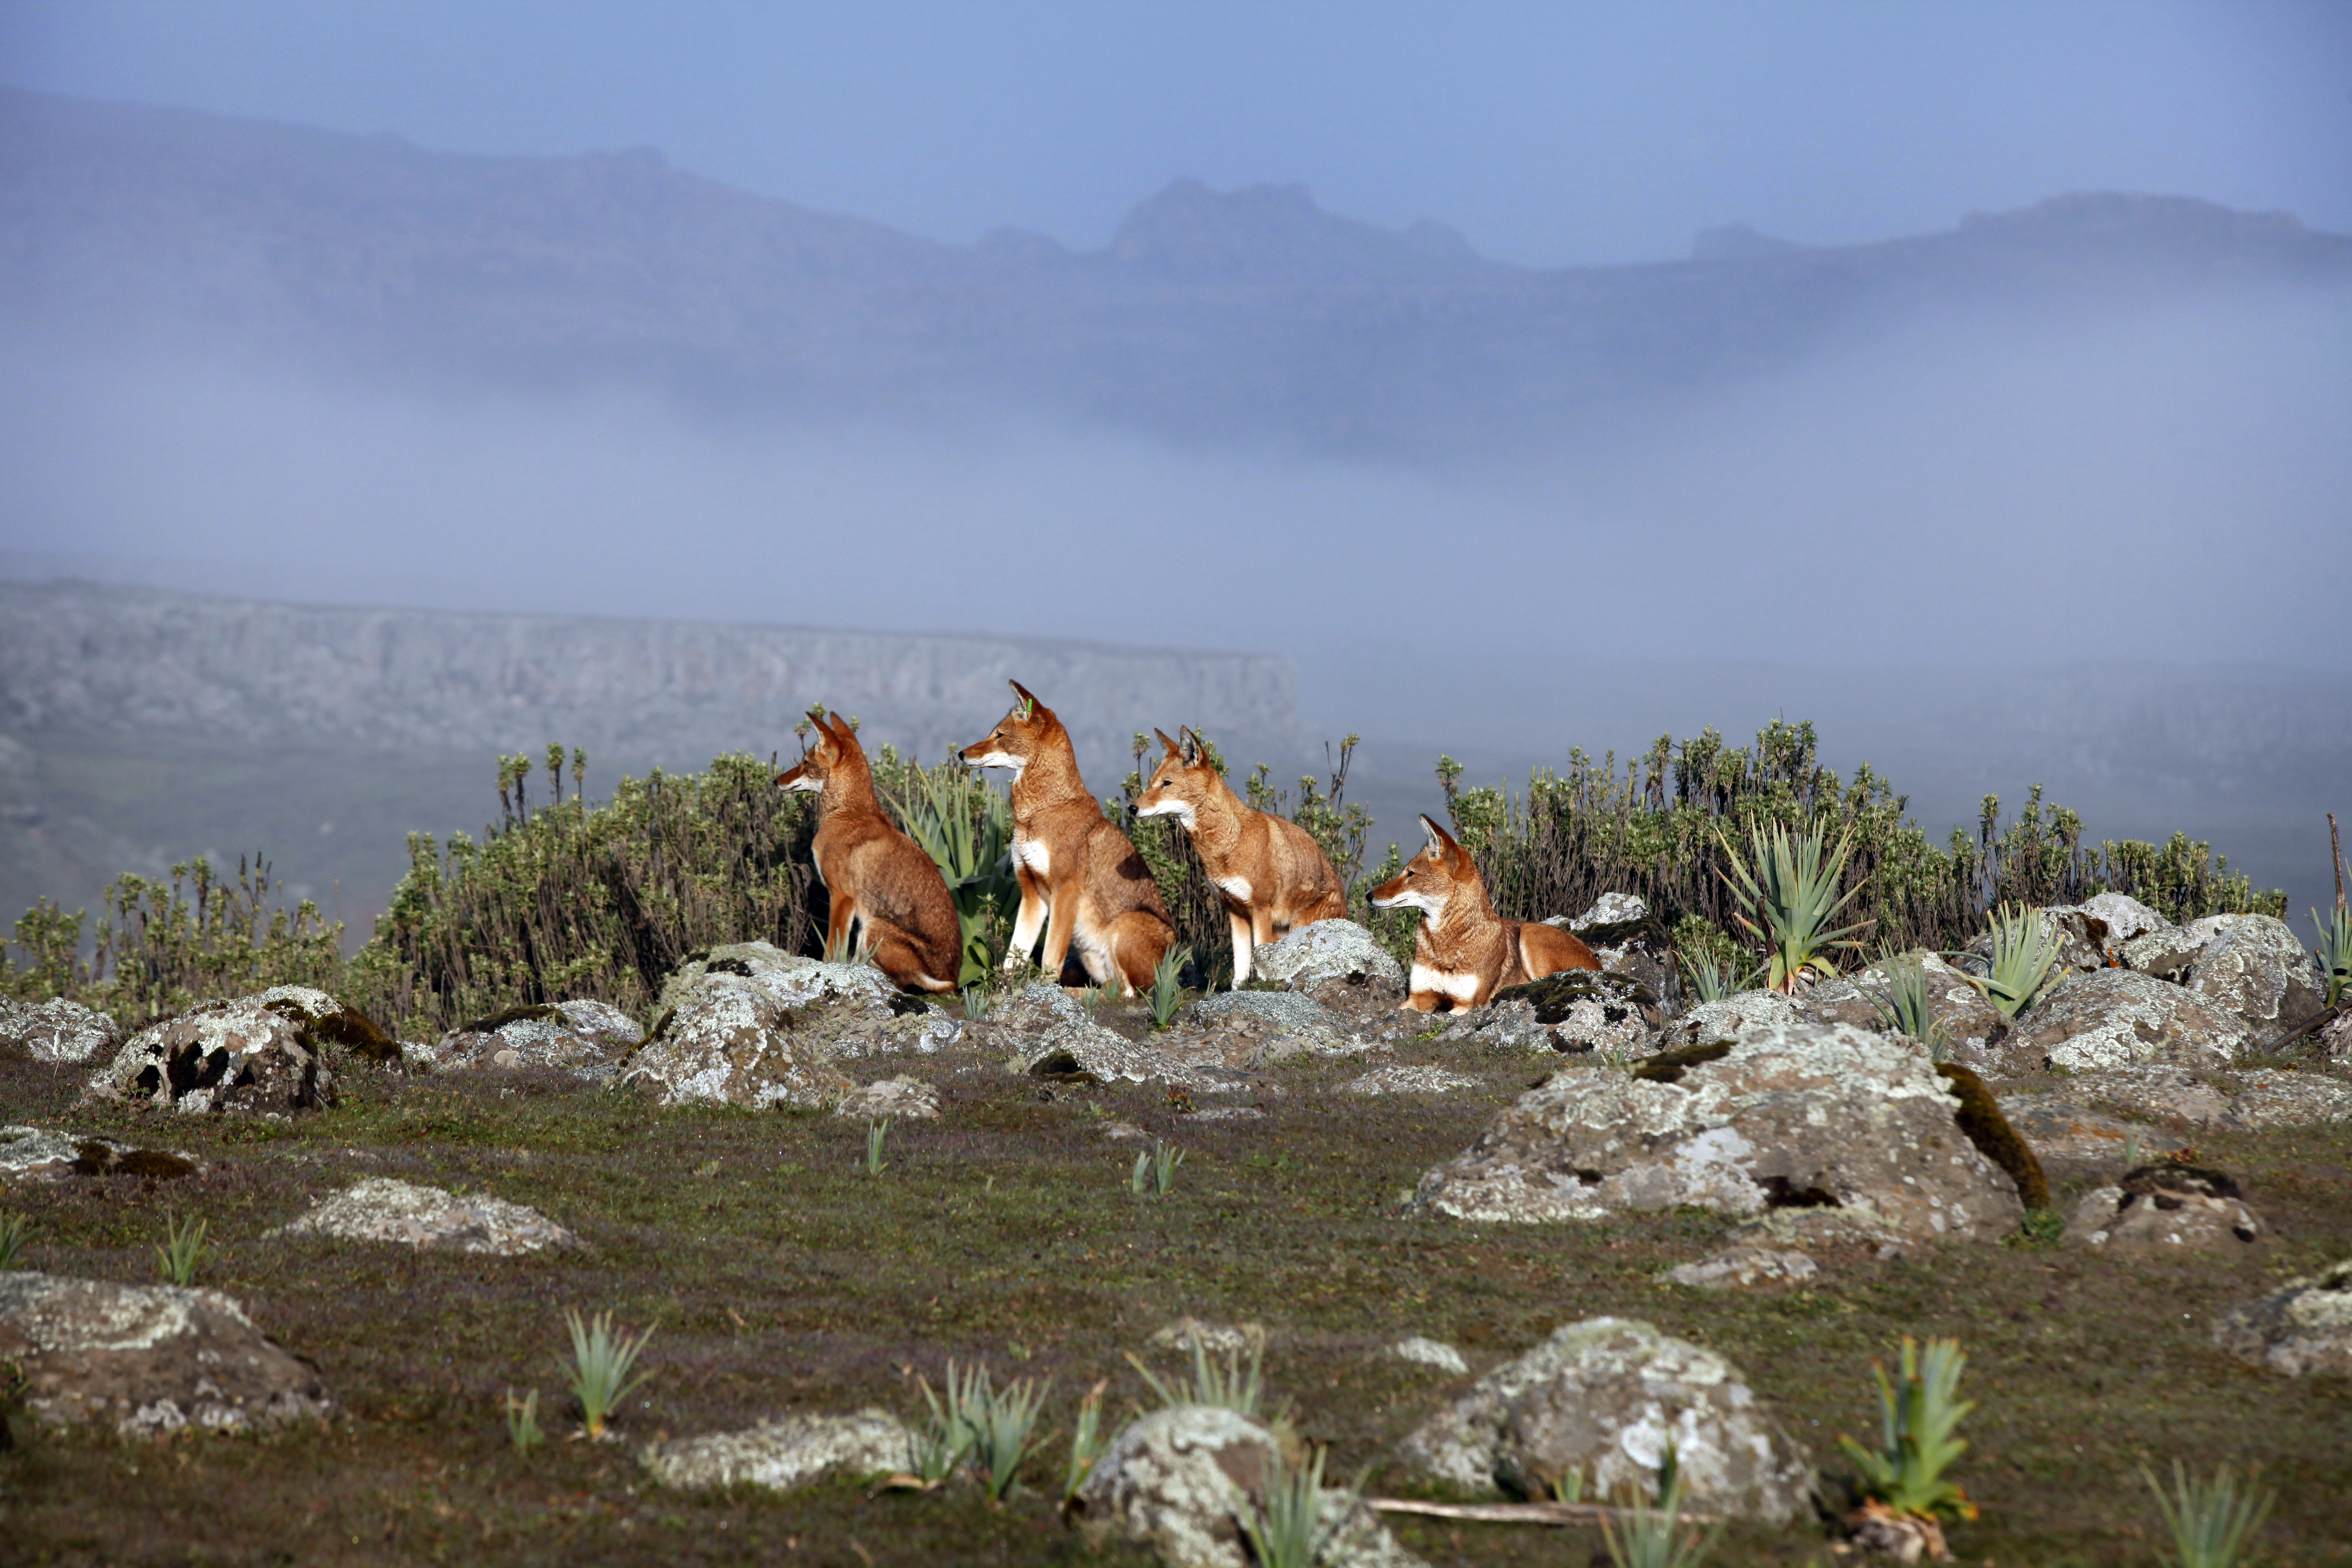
[
  {"xmin": 616, "ymin": 974, "xmax": 856, "ymax": 1110},
  {"xmin": 2076, "ymin": 893, "xmax": 2173, "ymax": 947},
  {"xmin": 1189, "ymin": 990, "xmax": 1359, "ymax": 1059},
  {"xmin": 1488, "ymin": 970, "xmax": 1661, "ymax": 1057},
  {"xmin": 1659, "ymin": 989, "xmax": 1799, "ymax": 1050},
  {"xmin": 1543, "ymin": 906, "xmax": 1681, "ymax": 1017},
  {"xmin": 0, "ymin": 998, "xmax": 121, "ymax": 1064},
  {"xmin": 1797, "ymin": 954, "xmax": 2004, "ymax": 1057},
  {"xmin": 2063, "ymin": 1165, "xmax": 2260, "ymax": 1251},
  {"xmin": 251, "ymin": 985, "xmax": 400, "ymax": 1065},
  {"xmin": 1995, "ymin": 1096, "xmax": 2163, "ymax": 1177},
  {"xmin": 1396, "ymin": 1318, "xmax": 1811, "ymax": 1521},
  {"xmin": 1964, "ymin": 906, "xmax": 2107, "ymax": 979},
  {"xmin": 1006, "ymin": 1014, "xmax": 1246, "ymax": 1095},
  {"xmin": 2183, "ymin": 916, "xmax": 2328, "ymax": 1043},
  {"xmin": 2319, "ymin": 1009, "xmax": 2352, "ymax": 1061},
  {"xmin": 640, "ymin": 1409, "xmax": 913, "ymax": 1492},
  {"xmin": 1414, "ymin": 1021, "xmax": 2022, "ymax": 1240},
  {"xmin": 1341, "ymin": 1065, "xmax": 1479, "ymax": 1096},
  {"xmin": 1565, "ymin": 892, "xmax": 1648, "ymax": 929},
  {"xmin": 1388, "ymin": 1336, "xmax": 1469, "ymax": 1374},
  {"xmin": 2120, "ymin": 926, "xmax": 2209, "ymax": 981},
  {"xmin": 275, "ymin": 1177, "xmax": 578, "ymax": 1253},
  {"xmin": 1250, "ymin": 920, "xmax": 1406, "ymax": 998},
  {"xmin": 85, "ymin": 998, "xmax": 335, "ymax": 1116},
  {"xmin": 433, "ymin": 999, "xmax": 644, "ymax": 1081},
  {"xmin": 835, "ymin": 1076, "xmax": 940, "ymax": 1120},
  {"xmin": 0, "ymin": 1125, "xmax": 199, "ymax": 1184},
  {"xmin": 653, "ymin": 942, "xmax": 962, "ymax": 1057},
  {"xmin": 2051, "ymin": 1063, "xmax": 2235, "ymax": 1127},
  {"xmin": 2225, "ymin": 1068, "xmax": 2352, "ymax": 1129},
  {"xmin": 1664, "ymin": 1247, "xmax": 1819, "ymax": 1289},
  {"xmin": 2213, "ymin": 1259, "xmax": 2352, "ymax": 1377},
  {"xmin": 0, "ymin": 1271, "xmax": 333, "ymax": 1437},
  {"xmin": 2002, "ymin": 970, "xmax": 2250, "ymax": 1072},
  {"xmin": 1073, "ymin": 1405, "xmax": 1424, "ymax": 1568}
]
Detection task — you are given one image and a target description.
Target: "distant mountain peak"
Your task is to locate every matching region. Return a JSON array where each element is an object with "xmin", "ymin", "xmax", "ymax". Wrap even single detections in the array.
[
  {"xmin": 1109, "ymin": 176, "xmax": 1490, "ymax": 282},
  {"xmin": 1692, "ymin": 223, "xmax": 1805, "ymax": 261}
]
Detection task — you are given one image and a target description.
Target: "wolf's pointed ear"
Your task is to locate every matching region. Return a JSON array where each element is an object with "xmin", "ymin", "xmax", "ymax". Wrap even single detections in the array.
[
  {"xmin": 1419, "ymin": 814, "xmax": 1460, "ymax": 858},
  {"xmin": 1154, "ymin": 728, "xmax": 1183, "ymax": 758},
  {"xmin": 1008, "ymin": 679, "xmax": 1039, "ymax": 718},
  {"xmin": 823, "ymin": 712, "xmax": 856, "ymax": 745},
  {"xmin": 1179, "ymin": 728, "xmax": 1202, "ymax": 766}
]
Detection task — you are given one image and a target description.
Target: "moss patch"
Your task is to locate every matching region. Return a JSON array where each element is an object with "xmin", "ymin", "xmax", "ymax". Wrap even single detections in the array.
[{"xmin": 1936, "ymin": 1060, "xmax": 2052, "ymax": 1211}]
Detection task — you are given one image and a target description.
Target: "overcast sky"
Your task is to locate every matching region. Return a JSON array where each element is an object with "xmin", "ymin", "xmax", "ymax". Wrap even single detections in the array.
[{"xmin": 4, "ymin": 0, "xmax": 2349, "ymax": 264}]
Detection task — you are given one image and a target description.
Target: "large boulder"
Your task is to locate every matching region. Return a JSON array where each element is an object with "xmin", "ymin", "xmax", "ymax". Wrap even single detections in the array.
[
  {"xmin": 2000, "ymin": 969, "xmax": 2250, "ymax": 1073},
  {"xmin": 1396, "ymin": 1318, "xmax": 1812, "ymax": 1521},
  {"xmin": 1797, "ymin": 953, "xmax": 2005, "ymax": 1057},
  {"xmin": 2062, "ymin": 1164, "xmax": 2262, "ymax": 1251},
  {"xmin": 1544, "ymin": 900, "xmax": 1683, "ymax": 1019},
  {"xmin": 0, "ymin": 998, "xmax": 121, "ymax": 1064},
  {"xmin": 640, "ymin": 1409, "xmax": 914, "ymax": 1492},
  {"xmin": 84, "ymin": 998, "xmax": 337, "ymax": 1116},
  {"xmin": 1657, "ymin": 989, "xmax": 1799, "ymax": 1051},
  {"xmin": 1188, "ymin": 991, "xmax": 1360, "ymax": 1059},
  {"xmin": 2213, "ymin": 1259, "xmax": 2352, "ymax": 1377},
  {"xmin": 431, "ymin": 999, "xmax": 644, "ymax": 1081},
  {"xmin": 2182, "ymin": 916, "xmax": 2328, "ymax": 1043},
  {"xmin": 1486, "ymin": 971, "xmax": 1663, "ymax": 1057},
  {"xmin": 2076, "ymin": 893, "xmax": 2174, "ymax": 947},
  {"xmin": 250, "ymin": 985, "xmax": 400, "ymax": 1065},
  {"xmin": 1414, "ymin": 1021, "xmax": 2022, "ymax": 1240},
  {"xmin": 274, "ymin": 1177, "xmax": 578, "ymax": 1254},
  {"xmin": 652, "ymin": 942, "xmax": 962, "ymax": 1058},
  {"xmin": 1249, "ymin": 920, "xmax": 1406, "ymax": 999},
  {"xmin": 616, "ymin": 973, "xmax": 856, "ymax": 1110},
  {"xmin": 0, "ymin": 1271, "xmax": 333, "ymax": 1437},
  {"xmin": 1072, "ymin": 1405, "xmax": 1423, "ymax": 1568},
  {"xmin": 2223, "ymin": 1068, "xmax": 2352, "ymax": 1129}
]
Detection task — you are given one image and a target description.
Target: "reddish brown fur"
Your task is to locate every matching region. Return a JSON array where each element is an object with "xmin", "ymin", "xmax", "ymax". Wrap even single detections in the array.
[
  {"xmin": 1133, "ymin": 727, "xmax": 1346, "ymax": 985},
  {"xmin": 960, "ymin": 681, "xmax": 1174, "ymax": 996},
  {"xmin": 775, "ymin": 712, "xmax": 961, "ymax": 993},
  {"xmin": 1369, "ymin": 814, "xmax": 1598, "ymax": 1011}
]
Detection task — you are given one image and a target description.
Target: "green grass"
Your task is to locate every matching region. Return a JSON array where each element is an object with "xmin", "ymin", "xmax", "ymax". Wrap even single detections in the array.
[{"xmin": 3, "ymin": 1046, "xmax": 2349, "ymax": 1566}]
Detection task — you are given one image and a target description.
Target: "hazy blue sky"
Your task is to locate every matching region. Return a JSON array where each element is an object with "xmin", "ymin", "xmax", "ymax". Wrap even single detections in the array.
[{"xmin": 4, "ymin": 0, "xmax": 2348, "ymax": 263}]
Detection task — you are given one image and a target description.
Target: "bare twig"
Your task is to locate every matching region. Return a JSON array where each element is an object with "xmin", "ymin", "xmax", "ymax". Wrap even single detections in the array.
[{"xmin": 1364, "ymin": 1496, "xmax": 1723, "ymax": 1528}]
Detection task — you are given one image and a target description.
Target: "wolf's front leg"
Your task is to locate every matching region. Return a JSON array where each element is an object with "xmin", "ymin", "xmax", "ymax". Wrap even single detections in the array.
[
  {"xmin": 1227, "ymin": 907, "xmax": 1255, "ymax": 987},
  {"xmin": 1003, "ymin": 867, "xmax": 1048, "ymax": 971}
]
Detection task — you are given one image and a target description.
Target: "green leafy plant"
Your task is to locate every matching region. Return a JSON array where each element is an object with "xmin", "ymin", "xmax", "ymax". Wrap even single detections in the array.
[
  {"xmin": 865, "ymin": 1119, "xmax": 890, "ymax": 1177},
  {"xmin": 966, "ymin": 1365, "xmax": 1049, "ymax": 1502},
  {"xmin": 1127, "ymin": 1334, "xmax": 1267, "ymax": 1417},
  {"xmin": 1145, "ymin": 945, "xmax": 1193, "ymax": 1029},
  {"xmin": 1867, "ymin": 952, "xmax": 1950, "ymax": 1059},
  {"xmin": 1237, "ymin": 1441, "xmax": 1365, "ymax": 1568},
  {"xmin": 910, "ymin": 1364, "xmax": 978, "ymax": 1484},
  {"xmin": 1062, "ymin": 1379, "xmax": 1110, "ymax": 1506},
  {"xmin": 503, "ymin": 1387, "xmax": 544, "ymax": 1451},
  {"xmin": 1130, "ymin": 1140, "xmax": 1184, "ymax": 1197},
  {"xmin": 1967, "ymin": 903, "xmax": 2064, "ymax": 1019},
  {"xmin": 1602, "ymin": 1446, "xmax": 1720, "ymax": 1568},
  {"xmin": 961, "ymin": 983, "xmax": 991, "ymax": 1021},
  {"xmin": 2309, "ymin": 905, "xmax": 2352, "ymax": 1008},
  {"xmin": 1078, "ymin": 981, "xmax": 1105, "ymax": 1014},
  {"xmin": 562, "ymin": 1308, "xmax": 655, "ymax": 1440},
  {"xmin": 2142, "ymin": 1459, "xmax": 2275, "ymax": 1568},
  {"xmin": 155, "ymin": 1214, "xmax": 206, "ymax": 1286},
  {"xmin": 1676, "ymin": 942, "xmax": 1755, "ymax": 1003},
  {"xmin": 0, "ymin": 1210, "xmax": 28, "ymax": 1271},
  {"xmin": 893, "ymin": 766, "xmax": 1017, "ymax": 986},
  {"xmin": 1837, "ymin": 1336, "xmax": 1977, "ymax": 1526},
  {"xmin": 1715, "ymin": 822, "xmax": 1869, "ymax": 991}
]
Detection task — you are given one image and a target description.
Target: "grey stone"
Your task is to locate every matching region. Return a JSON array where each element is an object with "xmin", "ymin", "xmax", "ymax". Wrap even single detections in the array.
[
  {"xmin": 275, "ymin": 1177, "xmax": 578, "ymax": 1254},
  {"xmin": 836, "ymin": 1076, "xmax": 941, "ymax": 1120},
  {"xmin": 654, "ymin": 941, "xmax": 962, "ymax": 1058},
  {"xmin": 2076, "ymin": 893, "xmax": 2174, "ymax": 946},
  {"xmin": 2063, "ymin": 1167, "xmax": 2261, "ymax": 1252},
  {"xmin": 2184, "ymin": 916, "xmax": 2328, "ymax": 1042},
  {"xmin": 0, "ymin": 1124, "xmax": 199, "ymax": 1184},
  {"xmin": 1388, "ymin": 1336, "xmax": 1470, "ymax": 1375},
  {"xmin": 2213, "ymin": 1259, "xmax": 2352, "ymax": 1377},
  {"xmin": 85, "ymin": 998, "xmax": 335, "ymax": 1116},
  {"xmin": 2056, "ymin": 1063, "xmax": 2236, "ymax": 1127},
  {"xmin": 1150, "ymin": 1318, "xmax": 1260, "ymax": 1355},
  {"xmin": 2003, "ymin": 969, "xmax": 2250, "ymax": 1072},
  {"xmin": 434, "ymin": 999, "xmax": 645, "ymax": 1081},
  {"xmin": 1415, "ymin": 1021, "xmax": 2022, "ymax": 1240},
  {"xmin": 0, "ymin": 998, "xmax": 121, "ymax": 1064},
  {"xmin": 1073, "ymin": 1405, "xmax": 1424, "ymax": 1568},
  {"xmin": 1189, "ymin": 990, "xmax": 1360, "ymax": 1058},
  {"xmin": 2225, "ymin": 1068, "xmax": 2352, "ymax": 1129},
  {"xmin": 2119, "ymin": 926, "xmax": 2209, "ymax": 981},
  {"xmin": 0, "ymin": 1124, "xmax": 82, "ymax": 1183},
  {"xmin": 1007, "ymin": 1016, "xmax": 1234, "ymax": 1093},
  {"xmin": 1341, "ymin": 1065, "xmax": 1480, "ymax": 1096},
  {"xmin": 1488, "ymin": 971, "xmax": 1663, "ymax": 1058},
  {"xmin": 640, "ymin": 1409, "xmax": 914, "ymax": 1492},
  {"xmin": 0, "ymin": 1271, "xmax": 333, "ymax": 1437},
  {"xmin": 2320, "ymin": 1009, "xmax": 2352, "ymax": 1061},
  {"xmin": 1660, "ymin": 989, "xmax": 1799, "ymax": 1050},
  {"xmin": 1250, "ymin": 920, "xmax": 1407, "ymax": 996},
  {"xmin": 1565, "ymin": 892, "xmax": 1648, "ymax": 930},
  {"xmin": 1396, "ymin": 1317, "xmax": 1811, "ymax": 1521},
  {"xmin": 1995, "ymin": 1096, "xmax": 2164, "ymax": 1177},
  {"xmin": 616, "ymin": 973, "xmax": 856, "ymax": 1110},
  {"xmin": 1797, "ymin": 953, "xmax": 2004, "ymax": 1057},
  {"xmin": 1665, "ymin": 1247, "xmax": 1819, "ymax": 1289}
]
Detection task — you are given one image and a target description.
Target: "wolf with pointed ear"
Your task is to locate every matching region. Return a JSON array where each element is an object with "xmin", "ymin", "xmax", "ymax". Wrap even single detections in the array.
[
  {"xmin": 1370, "ymin": 813, "xmax": 1598, "ymax": 1010},
  {"xmin": 776, "ymin": 711, "xmax": 962, "ymax": 992},
  {"xmin": 960, "ymin": 681, "xmax": 1173, "ymax": 995},
  {"xmin": 1133, "ymin": 725, "xmax": 1347, "ymax": 986}
]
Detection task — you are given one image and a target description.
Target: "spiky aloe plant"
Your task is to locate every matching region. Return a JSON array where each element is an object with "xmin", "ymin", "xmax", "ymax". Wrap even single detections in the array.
[
  {"xmin": 1867, "ymin": 952, "xmax": 1950, "ymax": 1059},
  {"xmin": 1967, "ymin": 904, "xmax": 2064, "ymax": 1019},
  {"xmin": 1237, "ymin": 1442, "xmax": 1367, "ymax": 1568},
  {"xmin": 562, "ymin": 1309, "xmax": 655, "ymax": 1440},
  {"xmin": 1126, "ymin": 1334, "xmax": 1267, "ymax": 1417},
  {"xmin": 1145, "ymin": 946, "xmax": 1194, "ymax": 1029},
  {"xmin": 155, "ymin": 1214, "xmax": 206, "ymax": 1286},
  {"xmin": 1602, "ymin": 1460, "xmax": 1720, "ymax": 1568},
  {"xmin": 966, "ymin": 1365, "xmax": 1050, "ymax": 1502},
  {"xmin": 865, "ymin": 1118, "xmax": 891, "ymax": 1176},
  {"xmin": 1130, "ymin": 1140, "xmax": 1184, "ymax": 1197},
  {"xmin": 1714, "ymin": 824, "xmax": 1869, "ymax": 992},
  {"xmin": 503, "ymin": 1387, "xmax": 544, "ymax": 1451},
  {"xmin": 2309, "ymin": 905, "xmax": 2352, "ymax": 1008},
  {"xmin": 1062, "ymin": 1379, "xmax": 1110, "ymax": 1506},
  {"xmin": 0, "ymin": 1210, "xmax": 28, "ymax": 1271},
  {"xmin": 1838, "ymin": 1337, "xmax": 1977, "ymax": 1527},
  {"xmin": 898, "ymin": 769, "xmax": 1017, "ymax": 985},
  {"xmin": 2142, "ymin": 1459, "xmax": 2275, "ymax": 1568}
]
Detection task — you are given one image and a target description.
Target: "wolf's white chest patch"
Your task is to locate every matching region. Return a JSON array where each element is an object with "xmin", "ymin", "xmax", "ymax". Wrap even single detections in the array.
[
  {"xmin": 1014, "ymin": 836, "xmax": 1052, "ymax": 877},
  {"xmin": 1213, "ymin": 874, "xmax": 1254, "ymax": 903},
  {"xmin": 1410, "ymin": 962, "xmax": 1482, "ymax": 1003}
]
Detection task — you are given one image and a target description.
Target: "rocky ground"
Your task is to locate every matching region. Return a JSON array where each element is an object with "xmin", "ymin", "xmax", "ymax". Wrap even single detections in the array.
[{"xmin": 2, "ymin": 908, "xmax": 2349, "ymax": 1566}]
